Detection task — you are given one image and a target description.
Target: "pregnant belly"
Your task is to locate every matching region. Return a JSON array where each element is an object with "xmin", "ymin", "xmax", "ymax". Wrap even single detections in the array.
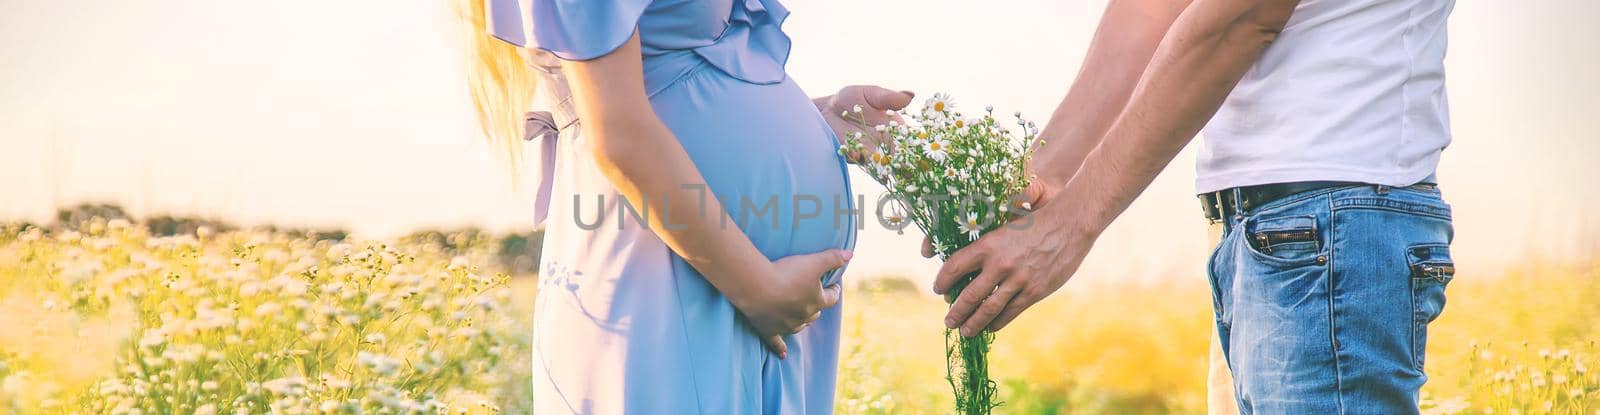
[{"xmin": 650, "ymin": 70, "xmax": 853, "ymax": 258}]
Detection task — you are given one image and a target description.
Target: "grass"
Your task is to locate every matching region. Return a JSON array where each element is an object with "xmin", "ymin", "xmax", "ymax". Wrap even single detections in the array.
[
  {"xmin": 1, "ymin": 219, "xmax": 1595, "ymax": 414},
  {"xmin": 0, "ymin": 220, "xmax": 528, "ymax": 414},
  {"xmin": 834, "ymin": 262, "xmax": 1600, "ymax": 414}
]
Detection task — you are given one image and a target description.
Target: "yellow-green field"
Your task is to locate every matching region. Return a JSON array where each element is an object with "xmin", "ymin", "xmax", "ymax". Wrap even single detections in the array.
[
  {"xmin": 2, "ymin": 220, "xmax": 1596, "ymax": 414},
  {"xmin": 835, "ymin": 263, "xmax": 1600, "ymax": 414}
]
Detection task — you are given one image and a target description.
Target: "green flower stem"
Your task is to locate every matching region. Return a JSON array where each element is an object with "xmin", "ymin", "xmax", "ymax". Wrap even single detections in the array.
[{"xmin": 842, "ymin": 94, "xmax": 1037, "ymax": 415}]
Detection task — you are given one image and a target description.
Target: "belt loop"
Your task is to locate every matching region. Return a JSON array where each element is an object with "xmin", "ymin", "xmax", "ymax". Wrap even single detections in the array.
[
  {"xmin": 1202, "ymin": 194, "xmax": 1220, "ymax": 226},
  {"xmin": 1228, "ymin": 189, "xmax": 1241, "ymax": 217},
  {"xmin": 1217, "ymin": 192, "xmax": 1230, "ymax": 231},
  {"xmin": 1376, "ymin": 184, "xmax": 1390, "ymax": 195},
  {"xmin": 1229, "ymin": 187, "xmax": 1245, "ymax": 223}
]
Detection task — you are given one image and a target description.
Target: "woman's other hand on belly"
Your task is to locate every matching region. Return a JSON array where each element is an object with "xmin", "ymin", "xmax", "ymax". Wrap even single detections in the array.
[{"xmin": 730, "ymin": 249, "xmax": 853, "ymax": 359}]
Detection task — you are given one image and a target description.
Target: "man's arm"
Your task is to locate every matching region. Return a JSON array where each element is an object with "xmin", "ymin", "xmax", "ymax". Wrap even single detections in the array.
[
  {"xmin": 920, "ymin": 0, "xmax": 1190, "ymax": 260},
  {"xmin": 1058, "ymin": 0, "xmax": 1299, "ymax": 239},
  {"xmin": 934, "ymin": 0, "xmax": 1302, "ymax": 337},
  {"xmin": 1031, "ymin": 0, "xmax": 1193, "ymax": 192}
]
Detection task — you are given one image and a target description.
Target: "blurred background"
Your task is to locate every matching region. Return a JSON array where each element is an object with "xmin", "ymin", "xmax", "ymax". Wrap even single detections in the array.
[
  {"xmin": 2, "ymin": 0, "xmax": 1597, "ymax": 413},
  {"xmin": 2, "ymin": 0, "xmax": 1597, "ymax": 283}
]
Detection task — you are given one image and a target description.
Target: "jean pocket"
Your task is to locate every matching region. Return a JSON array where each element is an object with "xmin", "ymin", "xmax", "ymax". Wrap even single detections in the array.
[
  {"xmin": 1408, "ymin": 243, "xmax": 1455, "ymax": 370},
  {"xmin": 1243, "ymin": 215, "xmax": 1323, "ymax": 267}
]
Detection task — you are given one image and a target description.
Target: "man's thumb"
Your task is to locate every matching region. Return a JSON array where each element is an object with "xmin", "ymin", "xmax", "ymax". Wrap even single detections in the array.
[{"xmin": 1018, "ymin": 180, "xmax": 1052, "ymax": 212}]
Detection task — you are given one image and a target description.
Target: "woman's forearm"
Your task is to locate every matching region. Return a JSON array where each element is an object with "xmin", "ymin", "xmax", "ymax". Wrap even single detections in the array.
[
  {"xmin": 588, "ymin": 116, "xmax": 776, "ymax": 305},
  {"xmin": 563, "ymin": 35, "xmax": 776, "ymax": 310}
]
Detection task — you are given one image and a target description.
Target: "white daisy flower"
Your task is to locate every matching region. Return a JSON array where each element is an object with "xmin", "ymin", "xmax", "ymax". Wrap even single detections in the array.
[
  {"xmin": 926, "ymin": 93, "xmax": 953, "ymax": 114},
  {"xmin": 924, "ymin": 138, "xmax": 949, "ymax": 163},
  {"xmin": 908, "ymin": 134, "xmax": 928, "ymax": 149},
  {"xmin": 885, "ymin": 213, "xmax": 907, "ymax": 228},
  {"xmin": 869, "ymin": 153, "xmax": 893, "ymax": 178},
  {"xmin": 956, "ymin": 212, "xmax": 983, "ymax": 241}
]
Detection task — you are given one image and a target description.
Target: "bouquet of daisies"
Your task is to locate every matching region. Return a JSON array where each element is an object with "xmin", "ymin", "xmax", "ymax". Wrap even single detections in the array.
[{"xmin": 838, "ymin": 93, "xmax": 1038, "ymax": 414}]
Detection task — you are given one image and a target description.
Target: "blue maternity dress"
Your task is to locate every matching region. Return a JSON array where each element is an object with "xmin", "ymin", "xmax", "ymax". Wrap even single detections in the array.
[{"xmin": 486, "ymin": 0, "xmax": 857, "ymax": 413}]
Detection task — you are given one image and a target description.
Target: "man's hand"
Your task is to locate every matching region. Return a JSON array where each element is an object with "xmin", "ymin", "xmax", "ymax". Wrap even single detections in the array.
[
  {"xmin": 927, "ymin": 0, "xmax": 1300, "ymax": 338},
  {"xmin": 922, "ymin": 179, "xmax": 1055, "ymax": 258},
  {"xmin": 814, "ymin": 86, "xmax": 915, "ymax": 163},
  {"xmin": 930, "ymin": 182, "xmax": 1093, "ymax": 338}
]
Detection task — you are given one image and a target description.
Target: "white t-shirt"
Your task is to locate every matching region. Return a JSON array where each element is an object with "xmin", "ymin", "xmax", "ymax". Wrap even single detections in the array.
[{"xmin": 1196, "ymin": 0, "xmax": 1455, "ymax": 193}]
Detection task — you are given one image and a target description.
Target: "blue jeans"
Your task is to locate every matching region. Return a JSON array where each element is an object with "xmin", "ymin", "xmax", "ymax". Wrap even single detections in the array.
[{"xmin": 1208, "ymin": 183, "xmax": 1455, "ymax": 414}]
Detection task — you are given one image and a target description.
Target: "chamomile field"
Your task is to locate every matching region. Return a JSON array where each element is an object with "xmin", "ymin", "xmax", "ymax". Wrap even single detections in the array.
[{"xmin": 1, "ymin": 217, "xmax": 1596, "ymax": 414}]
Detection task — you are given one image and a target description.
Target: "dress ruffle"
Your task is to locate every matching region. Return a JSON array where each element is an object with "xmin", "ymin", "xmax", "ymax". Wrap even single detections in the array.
[
  {"xmin": 482, "ymin": 0, "xmax": 798, "ymax": 225},
  {"xmin": 691, "ymin": 0, "xmax": 792, "ymax": 85},
  {"xmin": 485, "ymin": 0, "xmax": 793, "ymax": 85},
  {"xmin": 483, "ymin": 0, "xmax": 650, "ymax": 60}
]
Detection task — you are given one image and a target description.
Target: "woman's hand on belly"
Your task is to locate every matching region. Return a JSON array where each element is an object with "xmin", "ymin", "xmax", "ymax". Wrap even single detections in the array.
[
  {"xmin": 733, "ymin": 249, "xmax": 854, "ymax": 358},
  {"xmin": 563, "ymin": 34, "xmax": 854, "ymax": 358}
]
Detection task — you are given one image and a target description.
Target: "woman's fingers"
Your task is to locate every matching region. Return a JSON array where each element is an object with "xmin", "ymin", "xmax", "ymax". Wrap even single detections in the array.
[
  {"xmin": 760, "ymin": 249, "xmax": 851, "ymax": 336},
  {"xmin": 783, "ymin": 249, "xmax": 851, "ymax": 276},
  {"xmin": 819, "ymin": 283, "xmax": 843, "ymax": 309},
  {"xmin": 921, "ymin": 235, "xmax": 935, "ymax": 258},
  {"xmin": 762, "ymin": 335, "xmax": 788, "ymax": 359},
  {"xmin": 862, "ymin": 87, "xmax": 915, "ymax": 112},
  {"xmin": 786, "ymin": 310, "xmax": 823, "ymax": 335},
  {"xmin": 772, "ymin": 249, "xmax": 851, "ymax": 302}
]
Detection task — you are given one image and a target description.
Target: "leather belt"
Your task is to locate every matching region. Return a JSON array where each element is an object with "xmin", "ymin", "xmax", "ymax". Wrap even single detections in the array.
[{"xmin": 1198, "ymin": 181, "xmax": 1359, "ymax": 223}]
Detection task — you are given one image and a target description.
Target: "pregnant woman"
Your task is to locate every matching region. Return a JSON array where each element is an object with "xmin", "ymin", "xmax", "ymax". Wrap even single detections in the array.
[{"xmin": 464, "ymin": 0, "xmax": 911, "ymax": 413}]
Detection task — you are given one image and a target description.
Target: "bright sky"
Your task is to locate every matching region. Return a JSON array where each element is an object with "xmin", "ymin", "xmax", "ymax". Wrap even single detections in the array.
[{"xmin": 2, "ymin": 0, "xmax": 1596, "ymax": 284}]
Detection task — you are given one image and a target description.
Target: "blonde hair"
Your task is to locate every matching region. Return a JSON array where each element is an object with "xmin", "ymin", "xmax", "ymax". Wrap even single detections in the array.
[{"xmin": 458, "ymin": 0, "xmax": 538, "ymax": 170}]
